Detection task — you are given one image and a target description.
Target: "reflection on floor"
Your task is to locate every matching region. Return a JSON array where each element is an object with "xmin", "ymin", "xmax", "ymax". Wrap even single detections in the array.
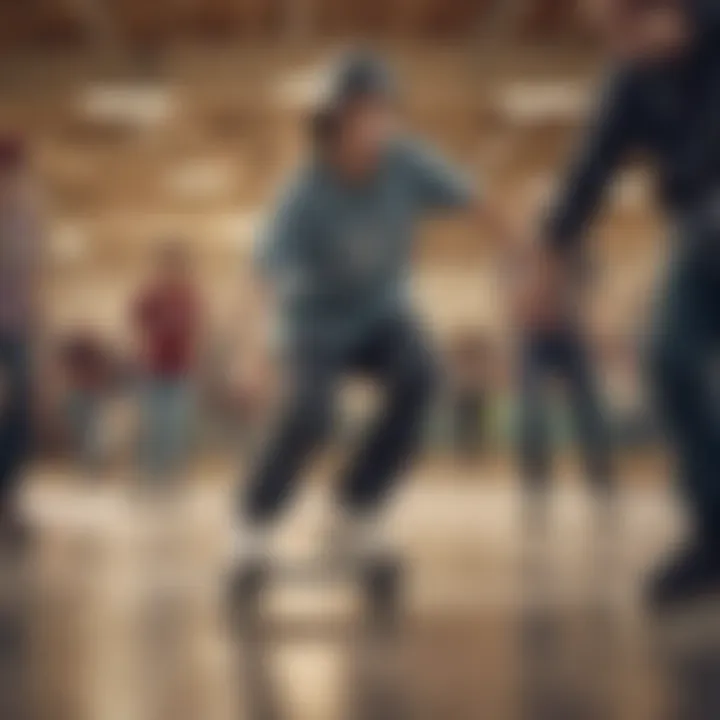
[{"xmin": 10, "ymin": 468, "xmax": 720, "ymax": 720}]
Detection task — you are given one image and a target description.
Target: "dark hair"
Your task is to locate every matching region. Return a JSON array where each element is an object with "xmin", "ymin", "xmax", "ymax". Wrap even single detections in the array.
[{"xmin": 310, "ymin": 50, "xmax": 397, "ymax": 151}]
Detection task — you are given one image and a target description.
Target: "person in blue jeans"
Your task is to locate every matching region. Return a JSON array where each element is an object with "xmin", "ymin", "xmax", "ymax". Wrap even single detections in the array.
[
  {"xmin": 139, "ymin": 378, "xmax": 195, "ymax": 480},
  {"xmin": 534, "ymin": 0, "xmax": 720, "ymax": 608},
  {"xmin": 236, "ymin": 51, "xmax": 516, "ymax": 563},
  {"xmin": 510, "ymin": 236, "xmax": 613, "ymax": 524},
  {"xmin": 518, "ymin": 327, "xmax": 612, "ymax": 499}
]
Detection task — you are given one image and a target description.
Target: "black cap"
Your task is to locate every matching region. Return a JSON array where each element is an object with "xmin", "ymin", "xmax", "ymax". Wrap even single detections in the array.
[
  {"xmin": 311, "ymin": 50, "xmax": 396, "ymax": 148},
  {"xmin": 325, "ymin": 50, "xmax": 396, "ymax": 109}
]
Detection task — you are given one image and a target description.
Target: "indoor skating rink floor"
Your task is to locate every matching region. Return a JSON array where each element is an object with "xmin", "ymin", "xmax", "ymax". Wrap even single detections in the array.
[{"xmin": 15, "ymin": 462, "xmax": 719, "ymax": 720}]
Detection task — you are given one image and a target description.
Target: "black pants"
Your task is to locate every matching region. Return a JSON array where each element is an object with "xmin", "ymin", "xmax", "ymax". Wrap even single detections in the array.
[
  {"xmin": 0, "ymin": 336, "xmax": 31, "ymax": 519},
  {"xmin": 518, "ymin": 328, "xmax": 612, "ymax": 494},
  {"xmin": 240, "ymin": 315, "xmax": 437, "ymax": 523},
  {"xmin": 647, "ymin": 228, "xmax": 720, "ymax": 542}
]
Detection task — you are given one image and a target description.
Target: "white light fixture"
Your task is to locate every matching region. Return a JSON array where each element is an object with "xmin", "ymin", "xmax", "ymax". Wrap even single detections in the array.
[
  {"xmin": 165, "ymin": 159, "xmax": 236, "ymax": 198},
  {"xmin": 78, "ymin": 83, "xmax": 176, "ymax": 127},
  {"xmin": 496, "ymin": 81, "xmax": 589, "ymax": 126},
  {"xmin": 272, "ymin": 62, "xmax": 331, "ymax": 110}
]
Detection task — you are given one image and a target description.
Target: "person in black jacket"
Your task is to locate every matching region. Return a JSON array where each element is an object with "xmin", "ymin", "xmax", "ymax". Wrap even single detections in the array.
[{"xmin": 539, "ymin": 0, "xmax": 720, "ymax": 609}]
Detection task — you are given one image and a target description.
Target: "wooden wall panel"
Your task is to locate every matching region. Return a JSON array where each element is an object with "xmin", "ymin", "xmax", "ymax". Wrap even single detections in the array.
[{"xmin": 1, "ymin": 0, "xmax": 584, "ymax": 46}]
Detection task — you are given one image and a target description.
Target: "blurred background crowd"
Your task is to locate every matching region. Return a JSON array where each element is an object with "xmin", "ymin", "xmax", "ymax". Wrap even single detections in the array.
[
  {"xmin": 1, "ymin": 0, "xmax": 664, "ymax": 481},
  {"xmin": 41, "ymin": 285, "xmax": 653, "ymax": 475}
]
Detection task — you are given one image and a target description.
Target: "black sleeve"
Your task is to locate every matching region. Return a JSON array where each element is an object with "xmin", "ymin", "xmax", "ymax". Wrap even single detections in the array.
[
  {"xmin": 690, "ymin": 0, "xmax": 720, "ymax": 44},
  {"xmin": 543, "ymin": 72, "xmax": 638, "ymax": 252}
]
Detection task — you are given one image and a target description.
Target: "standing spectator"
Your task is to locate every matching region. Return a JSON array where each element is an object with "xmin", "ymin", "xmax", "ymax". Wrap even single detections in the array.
[
  {"xmin": 59, "ymin": 332, "xmax": 113, "ymax": 474},
  {"xmin": 447, "ymin": 332, "xmax": 493, "ymax": 463},
  {"xmin": 0, "ymin": 136, "xmax": 43, "ymax": 542},
  {"xmin": 133, "ymin": 240, "xmax": 202, "ymax": 485},
  {"xmin": 508, "ymin": 237, "xmax": 613, "ymax": 538}
]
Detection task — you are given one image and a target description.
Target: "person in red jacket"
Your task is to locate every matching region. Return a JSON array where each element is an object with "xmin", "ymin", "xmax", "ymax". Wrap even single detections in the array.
[{"xmin": 133, "ymin": 240, "xmax": 202, "ymax": 484}]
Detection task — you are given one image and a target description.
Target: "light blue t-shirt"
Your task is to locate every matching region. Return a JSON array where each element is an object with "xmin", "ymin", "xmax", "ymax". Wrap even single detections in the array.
[{"xmin": 255, "ymin": 137, "xmax": 476, "ymax": 353}]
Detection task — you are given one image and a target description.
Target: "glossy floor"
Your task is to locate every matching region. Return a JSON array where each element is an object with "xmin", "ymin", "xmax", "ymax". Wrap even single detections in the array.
[{"xmin": 10, "ymin": 468, "xmax": 717, "ymax": 720}]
